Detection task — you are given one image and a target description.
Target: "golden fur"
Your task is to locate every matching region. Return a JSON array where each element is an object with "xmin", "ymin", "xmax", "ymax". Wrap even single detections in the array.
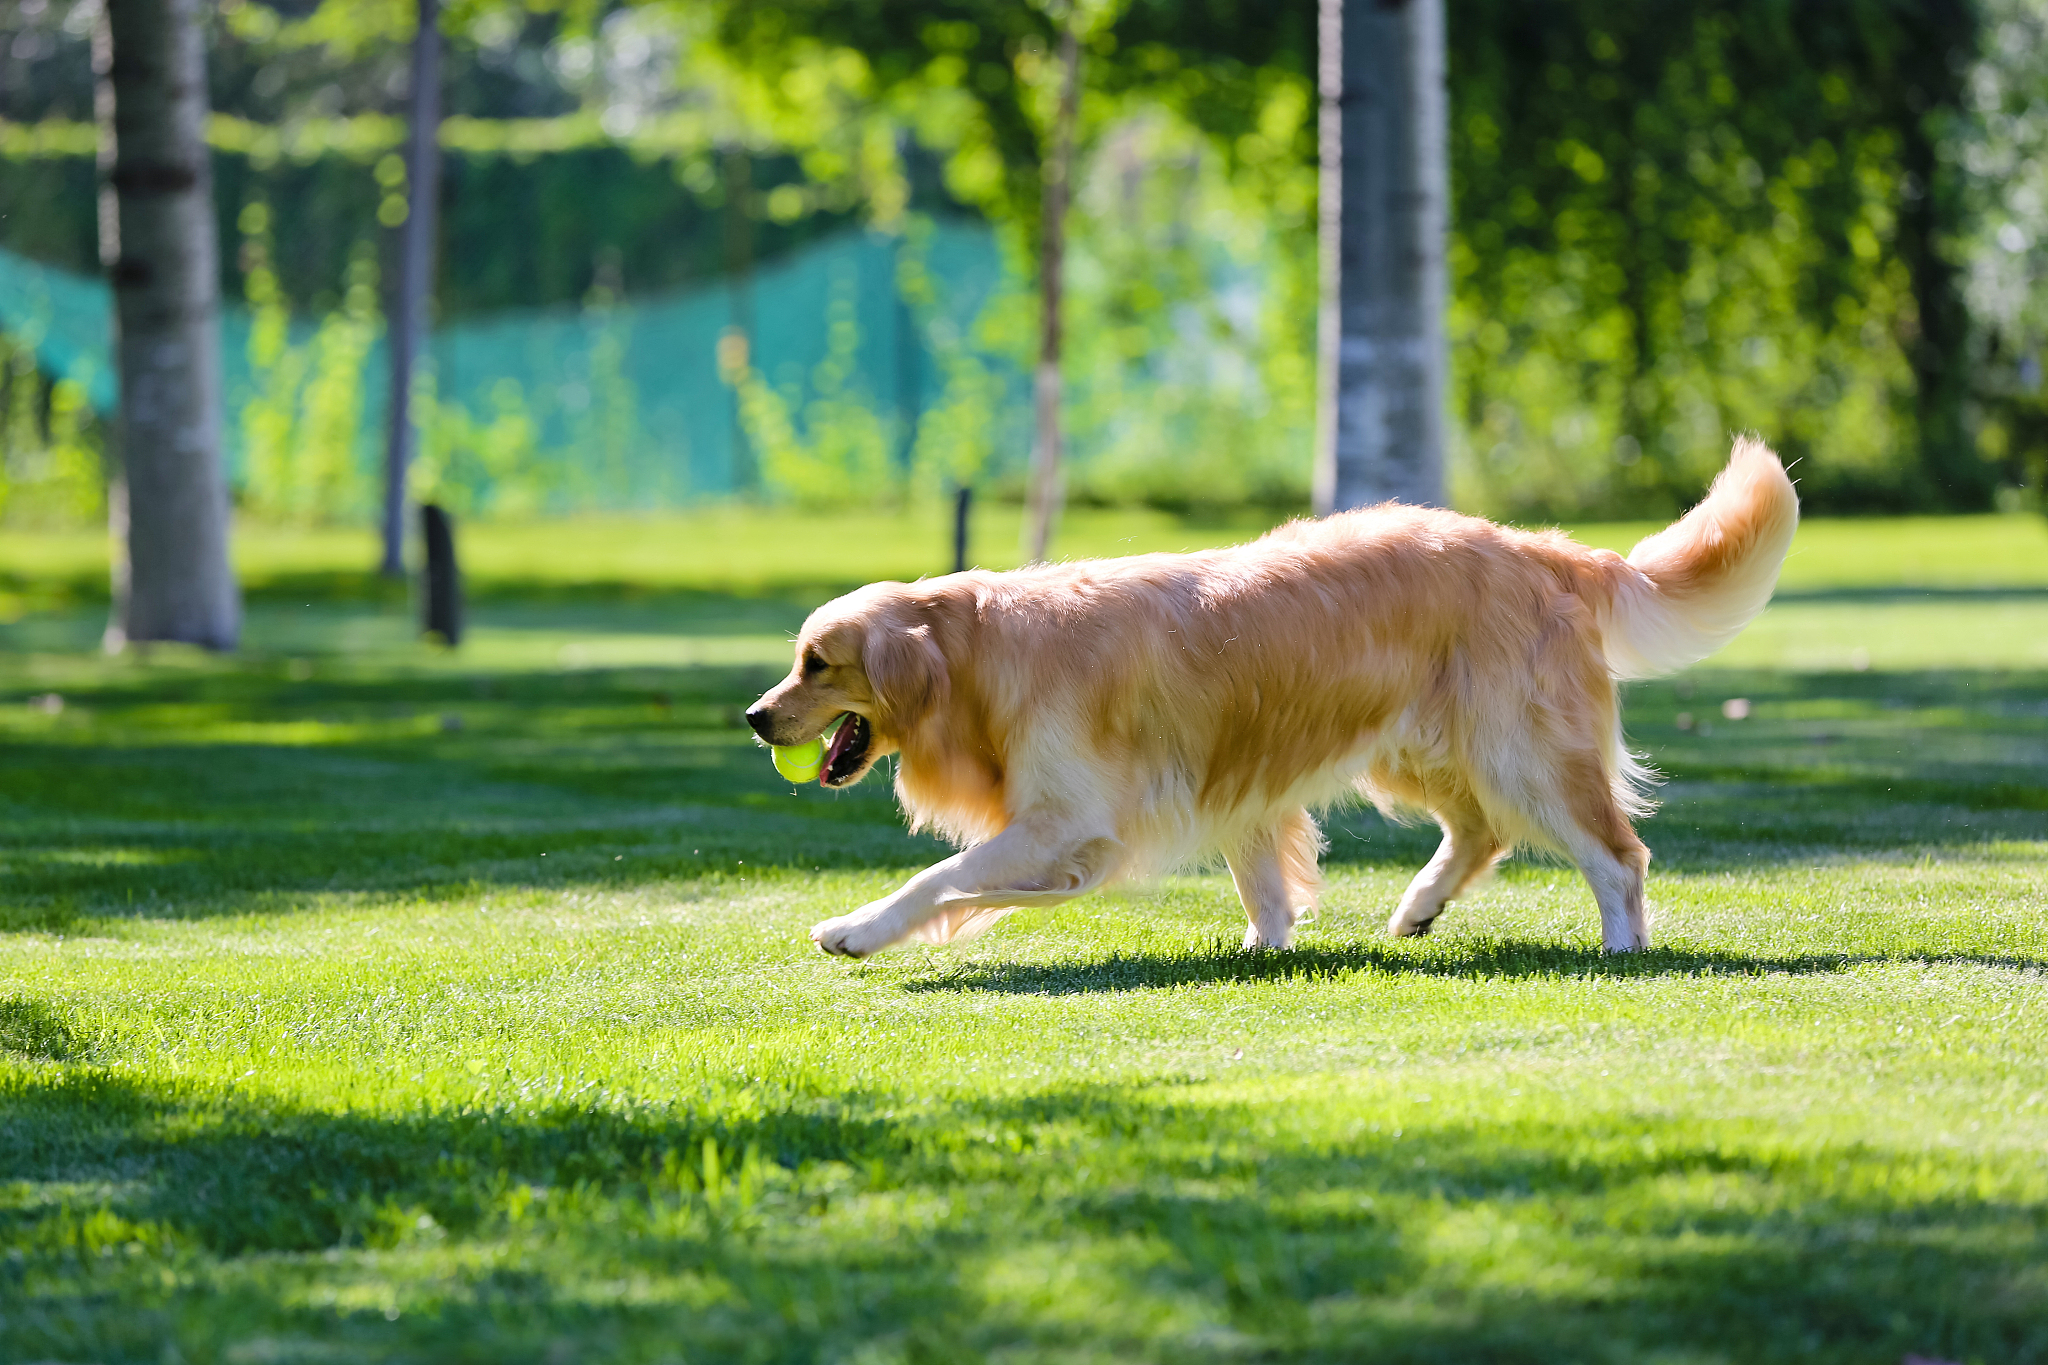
[{"xmin": 746, "ymin": 437, "xmax": 1799, "ymax": 957}]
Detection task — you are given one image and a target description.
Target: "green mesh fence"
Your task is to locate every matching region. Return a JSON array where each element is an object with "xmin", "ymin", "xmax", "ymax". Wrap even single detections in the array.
[
  {"xmin": 0, "ymin": 238, "xmax": 119, "ymax": 414},
  {"xmin": 0, "ymin": 217, "xmax": 1011, "ymax": 510}
]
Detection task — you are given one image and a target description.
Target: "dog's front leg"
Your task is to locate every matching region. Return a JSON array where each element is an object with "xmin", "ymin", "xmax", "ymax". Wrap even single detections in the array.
[
  {"xmin": 810, "ymin": 823, "xmax": 1119, "ymax": 958},
  {"xmin": 1226, "ymin": 835, "xmax": 1298, "ymax": 950}
]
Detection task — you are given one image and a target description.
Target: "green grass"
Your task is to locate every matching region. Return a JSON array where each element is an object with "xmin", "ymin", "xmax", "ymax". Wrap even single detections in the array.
[
  {"xmin": 6, "ymin": 503, "xmax": 2045, "ymax": 608},
  {"xmin": 1, "ymin": 509, "xmax": 2046, "ymax": 1363},
  {"xmin": 0, "ymin": 503, "xmax": 1288, "ymax": 613}
]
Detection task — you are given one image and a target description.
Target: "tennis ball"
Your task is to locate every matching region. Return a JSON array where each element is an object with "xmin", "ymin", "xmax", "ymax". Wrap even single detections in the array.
[{"xmin": 771, "ymin": 737, "xmax": 826, "ymax": 783}]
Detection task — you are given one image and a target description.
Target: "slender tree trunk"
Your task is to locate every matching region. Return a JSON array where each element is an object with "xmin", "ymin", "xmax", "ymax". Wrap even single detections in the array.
[
  {"xmin": 1025, "ymin": 24, "xmax": 1082, "ymax": 563},
  {"xmin": 1312, "ymin": 0, "xmax": 1342, "ymax": 517},
  {"xmin": 1897, "ymin": 113, "xmax": 1985, "ymax": 510},
  {"xmin": 1314, "ymin": 0, "xmax": 1448, "ymax": 514},
  {"xmin": 99, "ymin": 0, "xmax": 239, "ymax": 650},
  {"xmin": 381, "ymin": 0, "xmax": 442, "ymax": 578},
  {"xmin": 93, "ymin": 14, "xmax": 129, "ymax": 649}
]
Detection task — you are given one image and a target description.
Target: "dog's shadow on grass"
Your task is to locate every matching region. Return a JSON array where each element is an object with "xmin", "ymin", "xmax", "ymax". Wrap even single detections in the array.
[{"xmin": 901, "ymin": 937, "xmax": 2048, "ymax": 995}]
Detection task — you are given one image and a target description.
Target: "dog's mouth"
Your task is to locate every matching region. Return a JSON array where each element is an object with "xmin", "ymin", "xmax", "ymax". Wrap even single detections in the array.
[{"xmin": 820, "ymin": 712, "xmax": 873, "ymax": 787}]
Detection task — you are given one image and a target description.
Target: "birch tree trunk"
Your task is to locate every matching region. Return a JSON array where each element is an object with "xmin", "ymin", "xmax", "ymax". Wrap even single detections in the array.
[
  {"xmin": 100, "ymin": 0, "xmax": 239, "ymax": 650},
  {"xmin": 1024, "ymin": 24, "xmax": 1082, "ymax": 564},
  {"xmin": 1314, "ymin": 0, "xmax": 1448, "ymax": 514},
  {"xmin": 381, "ymin": 0, "xmax": 443, "ymax": 577}
]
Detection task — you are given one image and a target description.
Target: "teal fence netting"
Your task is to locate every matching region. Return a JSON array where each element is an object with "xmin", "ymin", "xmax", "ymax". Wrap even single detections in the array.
[{"xmin": 0, "ymin": 217, "xmax": 1013, "ymax": 512}]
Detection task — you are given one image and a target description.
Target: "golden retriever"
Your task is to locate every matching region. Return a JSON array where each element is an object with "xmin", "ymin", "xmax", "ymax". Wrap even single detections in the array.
[{"xmin": 747, "ymin": 437, "xmax": 1797, "ymax": 957}]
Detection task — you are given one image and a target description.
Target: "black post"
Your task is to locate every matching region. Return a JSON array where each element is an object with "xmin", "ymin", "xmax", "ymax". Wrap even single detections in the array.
[
  {"xmin": 421, "ymin": 503, "xmax": 462, "ymax": 645},
  {"xmin": 952, "ymin": 485, "xmax": 972, "ymax": 574}
]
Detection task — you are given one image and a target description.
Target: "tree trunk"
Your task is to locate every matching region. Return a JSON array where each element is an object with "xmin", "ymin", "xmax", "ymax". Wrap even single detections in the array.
[
  {"xmin": 1025, "ymin": 24, "xmax": 1082, "ymax": 564},
  {"xmin": 1898, "ymin": 111, "xmax": 1986, "ymax": 510},
  {"xmin": 99, "ymin": 0, "xmax": 239, "ymax": 651},
  {"xmin": 382, "ymin": 0, "xmax": 443, "ymax": 578},
  {"xmin": 1314, "ymin": 0, "xmax": 1448, "ymax": 514}
]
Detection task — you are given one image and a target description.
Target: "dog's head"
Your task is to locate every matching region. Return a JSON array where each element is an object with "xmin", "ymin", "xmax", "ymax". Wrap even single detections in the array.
[{"xmin": 746, "ymin": 583, "xmax": 949, "ymax": 788}]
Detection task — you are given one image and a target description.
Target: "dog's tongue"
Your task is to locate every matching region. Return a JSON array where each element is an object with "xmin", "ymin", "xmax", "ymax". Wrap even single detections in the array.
[{"xmin": 821, "ymin": 713, "xmax": 860, "ymax": 781}]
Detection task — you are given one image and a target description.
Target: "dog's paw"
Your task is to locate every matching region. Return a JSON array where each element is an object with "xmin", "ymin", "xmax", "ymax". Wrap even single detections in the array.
[
  {"xmin": 810, "ymin": 914, "xmax": 892, "ymax": 959},
  {"xmin": 1387, "ymin": 910, "xmax": 1438, "ymax": 938},
  {"xmin": 1242, "ymin": 923, "xmax": 1294, "ymax": 950}
]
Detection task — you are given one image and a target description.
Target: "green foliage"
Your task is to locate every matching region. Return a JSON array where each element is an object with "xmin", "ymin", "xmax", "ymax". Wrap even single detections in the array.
[
  {"xmin": 412, "ymin": 377, "xmax": 552, "ymax": 519},
  {"xmin": 0, "ymin": 141, "xmax": 95, "ymax": 271},
  {"xmin": 3, "ymin": 0, "xmax": 2039, "ymax": 525},
  {"xmin": 699, "ymin": 0, "xmax": 2004, "ymax": 518},
  {"xmin": 0, "ymin": 333, "xmax": 103, "ymax": 526},
  {"xmin": 236, "ymin": 201, "xmax": 380, "ymax": 523},
  {"xmin": 727, "ymin": 265, "xmax": 899, "ymax": 508},
  {"xmin": 1445, "ymin": 0, "xmax": 1980, "ymax": 517},
  {"xmin": 900, "ymin": 216, "xmax": 1013, "ymax": 496},
  {"xmin": 3, "ymin": 122, "xmax": 858, "ymax": 324},
  {"xmin": 708, "ymin": 0, "xmax": 1067, "ymax": 237},
  {"xmin": 566, "ymin": 285, "xmax": 645, "ymax": 506},
  {"xmin": 409, "ymin": 281, "xmax": 651, "ymax": 521},
  {"xmin": 702, "ymin": 0, "xmax": 1328, "ymax": 514},
  {"xmin": 1057, "ymin": 96, "xmax": 1317, "ymax": 512}
]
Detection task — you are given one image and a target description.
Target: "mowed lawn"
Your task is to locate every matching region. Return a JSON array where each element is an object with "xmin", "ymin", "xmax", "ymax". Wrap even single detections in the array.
[{"xmin": 2, "ymin": 509, "xmax": 2046, "ymax": 1364}]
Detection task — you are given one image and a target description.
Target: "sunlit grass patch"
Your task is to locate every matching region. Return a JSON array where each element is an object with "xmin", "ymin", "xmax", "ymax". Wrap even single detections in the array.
[{"xmin": 0, "ymin": 513, "xmax": 2044, "ymax": 1361}]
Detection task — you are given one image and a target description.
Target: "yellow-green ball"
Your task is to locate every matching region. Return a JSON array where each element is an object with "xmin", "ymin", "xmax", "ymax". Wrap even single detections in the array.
[{"xmin": 771, "ymin": 737, "xmax": 825, "ymax": 783}]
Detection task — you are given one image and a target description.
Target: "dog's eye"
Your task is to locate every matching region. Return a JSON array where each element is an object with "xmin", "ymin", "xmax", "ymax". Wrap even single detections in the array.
[{"xmin": 802, "ymin": 651, "xmax": 828, "ymax": 676}]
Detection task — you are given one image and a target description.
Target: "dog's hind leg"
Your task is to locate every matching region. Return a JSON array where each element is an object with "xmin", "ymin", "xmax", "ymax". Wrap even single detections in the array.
[
  {"xmin": 1547, "ymin": 750, "xmax": 1651, "ymax": 951},
  {"xmin": 1387, "ymin": 791, "xmax": 1503, "ymax": 939},
  {"xmin": 1226, "ymin": 808, "xmax": 1324, "ymax": 950}
]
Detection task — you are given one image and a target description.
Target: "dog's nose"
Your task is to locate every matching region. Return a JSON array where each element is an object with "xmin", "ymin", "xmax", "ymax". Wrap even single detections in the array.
[{"xmin": 744, "ymin": 704, "xmax": 776, "ymax": 741}]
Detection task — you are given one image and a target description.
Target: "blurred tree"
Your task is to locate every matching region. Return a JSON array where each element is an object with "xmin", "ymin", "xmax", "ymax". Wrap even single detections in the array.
[
  {"xmin": 1449, "ymin": 0, "xmax": 1984, "ymax": 513},
  {"xmin": 0, "ymin": 0, "xmax": 2015, "ymax": 524},
  {"xmin": 1023, "ymin": 17, "xmax": 1080, "ymax": 561},
  {"xmin": 99, "ymin": 0, "xmax": 241, "ymax": 650},
  {"xmin": 711, "ymin": 0, "xmax": 1128, "ymax": 555},
  {"xmin": 1956, "ymin": 0, "xmax": 2048, "ymax": 509},
  {"xmin": 707, "ymin": 0, "xmax": 1332, "ymax": 546},
  {"xmin": 1316, "ymin": 0, "xmax": 1447, "ymax": 513},
  {"xmin": 382, "ymin": 0, "xmax": 444, "ymax": 578}
]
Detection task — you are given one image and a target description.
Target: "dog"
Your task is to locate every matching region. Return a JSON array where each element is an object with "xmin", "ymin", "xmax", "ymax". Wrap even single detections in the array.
[{"xmin": 747, "ymin": 437, "xmax": 1797, "ymax": 958}]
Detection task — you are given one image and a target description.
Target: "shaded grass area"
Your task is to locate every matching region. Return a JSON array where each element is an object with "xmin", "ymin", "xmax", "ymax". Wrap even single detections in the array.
[
  {"xmin": 905, "ymin": 935, "xmax": 2048, "ymax": 995},
  {"xmin": 7, "ymin": 1065, "xmax": 2046, "ymax": 1363},
  {"xmin": 0, "ymin": 516, "xmax": 2045, "ymax": 1362}
]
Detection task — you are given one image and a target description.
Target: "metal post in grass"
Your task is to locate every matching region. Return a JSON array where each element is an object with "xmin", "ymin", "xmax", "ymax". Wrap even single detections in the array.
[
  {"xmin": 1313, "ymin": 0, "xmax": 1447, "ymax": 514},
  {"xmin": 952, "ymin": 485, "xmax": 972, "ymax": 574},
  {"xmin": 421, "ymin": 503, "xmax": 461, "ymax": 646},
  {"xmin": 380, "ymin": 0, "xmax": 443, "ymax": 579}
]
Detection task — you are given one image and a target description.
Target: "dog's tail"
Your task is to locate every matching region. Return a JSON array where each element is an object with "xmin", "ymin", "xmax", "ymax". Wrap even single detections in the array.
[{"xmin": 1598, "ymin": 436, "xmax": 1799, "ymax": 679}]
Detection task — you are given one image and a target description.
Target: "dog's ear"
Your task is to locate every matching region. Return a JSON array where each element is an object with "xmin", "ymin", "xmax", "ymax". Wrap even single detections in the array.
[{"xmin": 863, "ymin": 618, "xmax": 948, "ymax": 729}]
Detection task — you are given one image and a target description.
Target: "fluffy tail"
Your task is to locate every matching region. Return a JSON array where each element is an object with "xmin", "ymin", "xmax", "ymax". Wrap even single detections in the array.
[{"xmin": 1600, "ymin": 436, "xmax": 1799, "ymax": 679}]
